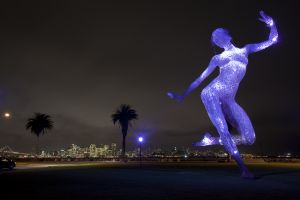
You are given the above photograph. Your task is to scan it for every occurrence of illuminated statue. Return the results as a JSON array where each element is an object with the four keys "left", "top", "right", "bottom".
[{"left": 168, "top": 11, "right": 278, "bottom": 178}]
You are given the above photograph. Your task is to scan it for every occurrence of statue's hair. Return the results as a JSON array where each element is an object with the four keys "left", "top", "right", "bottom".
[
  {"left": 211, "top": 28, "right": 230, "bottom": 44},
  {"left": 211, "top": 28, "right": 231, "bottom": 54}
]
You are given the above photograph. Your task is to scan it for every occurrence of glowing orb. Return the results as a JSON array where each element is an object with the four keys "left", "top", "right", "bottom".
[
  {"left": 4, "top": 112, "right": 11, "bottom": 118},
  {"left": 138, "top": 137, "right": 144, "bottom": 143}
]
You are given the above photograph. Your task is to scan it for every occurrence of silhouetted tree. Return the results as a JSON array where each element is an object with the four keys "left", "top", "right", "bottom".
[
  {"left": 111, "top": 104, "right": 138, "bottom": 158},
  {"left": 26, "top": 113, "right": 53, "bottom": 155}
]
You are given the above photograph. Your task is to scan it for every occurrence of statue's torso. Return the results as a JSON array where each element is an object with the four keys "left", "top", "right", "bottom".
[
  {"left": 204, "top": 47, "right": 249, "bottom": 98},
  {"left": 218, "top": 47, "right": 248, "bottom": 85}
]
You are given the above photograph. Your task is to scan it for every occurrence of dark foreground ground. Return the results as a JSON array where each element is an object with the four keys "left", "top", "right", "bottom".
[{"left": 1, "top": 161, "right": 300, "bottom": 200}]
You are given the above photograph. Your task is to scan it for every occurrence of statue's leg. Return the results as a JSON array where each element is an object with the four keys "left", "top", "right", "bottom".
[
  {"left": 194, "top": 95, "right": 242, "bottom": 146},
  {"left": 200, "top": 90, "right": 254, "bottom": 178},
  {"left": 200, "top": 90, "right": 237, "bottom": 154},
  {"left": 195, "top": 99, "right": 249, "bottom": 146},
  {"left": 222, "top": 101, "right": 256, "bottom": 145}
]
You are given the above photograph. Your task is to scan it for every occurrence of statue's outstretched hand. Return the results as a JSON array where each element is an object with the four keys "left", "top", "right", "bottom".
[
  {"left": 259, "top": 11, "right": 274, "bottom": 27},
  {"left": 167, "top": 92, "right": 184, "bottom": 102}
]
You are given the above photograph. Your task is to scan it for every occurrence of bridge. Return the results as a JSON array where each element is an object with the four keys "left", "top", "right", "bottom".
[{"left": 0, "top": 146, "right": 31, "bottom": 157}]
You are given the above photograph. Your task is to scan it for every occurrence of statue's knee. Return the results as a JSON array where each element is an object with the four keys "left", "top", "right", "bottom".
[
  {"left": 248, "top": 136, "right": 255, "bottom": 145},
  {"left": 246, "top": 133, "right": 256, "bottom": 145}
]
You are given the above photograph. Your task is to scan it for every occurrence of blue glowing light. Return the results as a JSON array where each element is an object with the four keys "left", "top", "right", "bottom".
[
  {"left": 202, "top": 135, "right": 212, "bottom": 145},
  {"left": 168, "top": 11, "right": 278, "bottom": 178},
  {"left": 138, "top": 137, "right": 144, "bottom": 143}
]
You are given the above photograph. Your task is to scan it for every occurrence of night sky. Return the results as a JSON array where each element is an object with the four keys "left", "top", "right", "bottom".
[{"left": 0, "top": 1, "right": 299, "bottom": 154}]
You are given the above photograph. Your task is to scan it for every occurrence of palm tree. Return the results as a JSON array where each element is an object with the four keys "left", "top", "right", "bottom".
[
  {"left": 26, "top": 113, "right": 53, "bottom": 155},
  {"left": 111, "top": 104, "right": 138, "bottom": 158}
]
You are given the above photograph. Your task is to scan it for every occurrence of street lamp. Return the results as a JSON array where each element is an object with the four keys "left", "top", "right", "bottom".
[
  {"left": 138, "top": 137, "right": 143, "bottom": 143},
  {"left": 138, "top": 136, "right": 143, "bottom": 166},
  {"left": 4, "top": 112, "right": 11, "bottom": 119}
]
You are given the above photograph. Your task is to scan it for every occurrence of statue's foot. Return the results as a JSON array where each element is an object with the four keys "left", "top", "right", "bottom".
[
  {"left": 241, "top": 170, "right": 255, "bottom": 179},
  {"left": 194, "top": 133, "right": 215, "bottom": 146}
]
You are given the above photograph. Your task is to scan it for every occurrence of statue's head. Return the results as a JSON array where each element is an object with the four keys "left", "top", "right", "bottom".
[{"left": 211, "top": 28, "right": 232, "bottom": 48}]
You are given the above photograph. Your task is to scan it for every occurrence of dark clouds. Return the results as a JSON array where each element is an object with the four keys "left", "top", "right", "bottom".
[{"left": 0, "top": 1, "right": 299, "bottom": 154}]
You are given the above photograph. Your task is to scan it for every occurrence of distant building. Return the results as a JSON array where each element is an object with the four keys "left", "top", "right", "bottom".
[
  {"left": 111, "top": 143, "right": 117, "bottom": 157},
  {"left": 89, "top": 144, "right": 97, "bottom": 157},
  {"left": 68, "top": 144, "right": 81, "bottom": 158}
]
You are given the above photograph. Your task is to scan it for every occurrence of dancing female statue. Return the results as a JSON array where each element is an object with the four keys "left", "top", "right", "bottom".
[{"left": 167, "top": 11, "right": 278, "bottom": 178}]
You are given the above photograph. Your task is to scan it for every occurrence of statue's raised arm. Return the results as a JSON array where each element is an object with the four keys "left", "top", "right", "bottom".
[{"left": 244, "top": 11, "right": 278, "bottom": 54}]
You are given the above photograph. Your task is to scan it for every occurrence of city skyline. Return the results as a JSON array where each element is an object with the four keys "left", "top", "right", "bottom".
[{"left": 2, "top": 142, "right": 296, "bottom": 161}]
